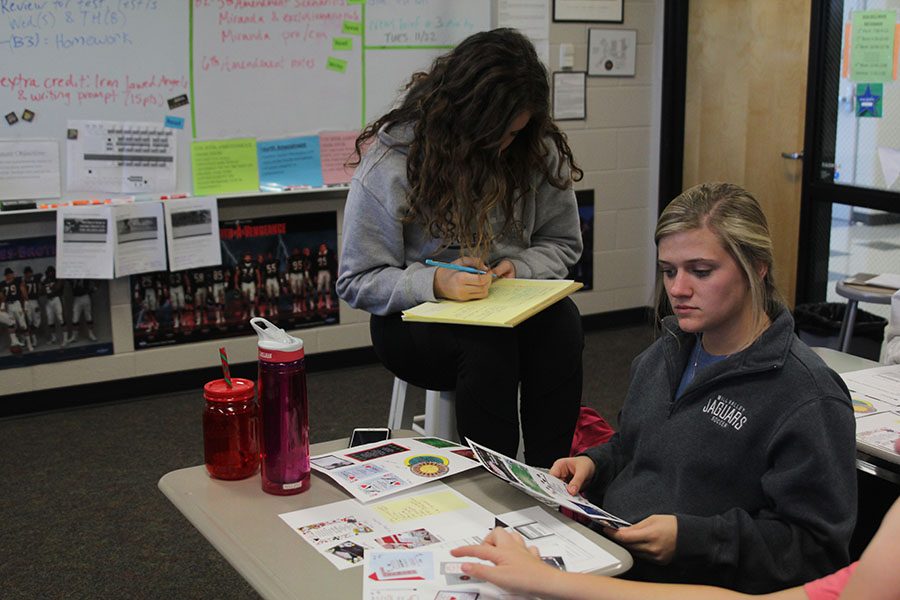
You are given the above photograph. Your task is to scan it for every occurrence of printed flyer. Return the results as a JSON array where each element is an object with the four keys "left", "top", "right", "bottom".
[
  {"left": 279, "top": 483, "right": 494, "bottom": 571},
  {"left": 362, "top": 506, "right": 622, "bottom": 598},
  {"left": 309, "top": 437, "right": 480, "bottom": 502},
  {"left": 466, "top": 438, "right": 630, "bottom": 529}
]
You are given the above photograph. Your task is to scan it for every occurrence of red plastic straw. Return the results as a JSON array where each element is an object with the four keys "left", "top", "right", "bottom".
[{"left": 219, "top": 346, "right": 232, "bottom": 388}]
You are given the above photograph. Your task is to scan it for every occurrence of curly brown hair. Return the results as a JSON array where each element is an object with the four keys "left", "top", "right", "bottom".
[{"left": 350, "top": 28, "right": 583, "bottom": 261}]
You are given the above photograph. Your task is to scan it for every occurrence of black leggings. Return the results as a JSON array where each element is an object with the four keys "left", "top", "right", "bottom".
[{"left": 370, "top": 297, "right": 583, "bottom": 467}]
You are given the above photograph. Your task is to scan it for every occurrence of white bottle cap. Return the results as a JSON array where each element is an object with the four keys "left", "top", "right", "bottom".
[{"left": 250, "top": 317, "right": 304, "bottom": 362}]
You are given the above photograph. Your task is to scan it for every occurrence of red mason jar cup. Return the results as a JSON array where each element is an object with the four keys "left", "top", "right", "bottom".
[{"left": 203, "top": 378, "right": 259, "bottom": 480}]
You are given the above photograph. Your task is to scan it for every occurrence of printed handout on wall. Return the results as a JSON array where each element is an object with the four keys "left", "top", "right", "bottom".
[
  {"left": 0, "top": 236, "right": 112, "bottom": 370},
  {"left": 163, "top": 196, "right": 221, "bottom": 272},
  {"left": 114, "top": 201, "right": 167, "bottom": 277},
  {"left": 66, "top": 120, "right": 177, "bottom": 194},
  {"left": 131, "top": 212, "right": 339, "bottom": 349},
  {"left": 55, "top": 205, "right": 115, "bottom": 280}
]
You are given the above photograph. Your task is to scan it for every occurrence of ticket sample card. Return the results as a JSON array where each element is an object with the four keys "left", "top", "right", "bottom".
[{"left": 310, "top": 437, "right": 480, "bottom": 502}]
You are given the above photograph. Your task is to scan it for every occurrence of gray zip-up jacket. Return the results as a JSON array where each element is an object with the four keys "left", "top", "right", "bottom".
[
  {"left": 584, "top": 309, "right": 857, "bottom": 593},
  {"left": 336, "top": 124, "right": 582, "bottom": 315}
]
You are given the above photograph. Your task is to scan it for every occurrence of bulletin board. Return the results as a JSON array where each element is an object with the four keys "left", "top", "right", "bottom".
[
  {"left": 833, "top": 6, "right": 900, "bottom": 191},
  {"left": 0, "top": 1, "right": 491, "bottom": 196}
]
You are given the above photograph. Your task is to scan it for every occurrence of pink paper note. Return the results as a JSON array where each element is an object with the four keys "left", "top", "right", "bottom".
[{"left": 319, "top": 130, "right": 360, "bottom": 186}]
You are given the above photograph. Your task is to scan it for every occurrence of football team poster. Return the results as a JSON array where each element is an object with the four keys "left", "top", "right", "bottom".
[
  {"left": 0, "top": 235, "right": 113, "bottom": 369},
  {"left": 131, "top": 212, "right": 339, "bottom": 349}
]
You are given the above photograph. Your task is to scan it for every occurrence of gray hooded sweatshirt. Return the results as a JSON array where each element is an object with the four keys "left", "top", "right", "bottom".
[
  {"left": 336, "top": 124, "right": 583, "bottom": 315},
  {"left": 584, "top": 309, "right": 857, "bottom": 593}
]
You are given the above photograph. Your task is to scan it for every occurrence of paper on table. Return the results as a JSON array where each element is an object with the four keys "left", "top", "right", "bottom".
[
  {"left": 363, "top": 506, "right": 621, "bottom": 598},
  {"left": 402, "top": 278, "right": 583, "bottom": 328},
  {"left": 279, "top": 482, "right": 494, "bottom": 571},
  {"left": 163, "top": 196, "right": 222, "bottom": 272},
  {"left": 55, "top": 205, "right": 115, "bottom": 279},
  {"left": 855, "top": 411, "right": 900, "bottom": 456},
  {"left": 841, "top": 364, "right": 900, "bottom": 410},
  {"left": 0, "top": 140, "right": 61, "bottom": 201},
  {"left": 866, "top": 273, "right": 900, "bottom": 290},
  {"left": 113, "top": 201, "right": 167, "bottom": 277},
  {"left": 309, "top": 437, "right": 480, "bottom": 503},
  {"left": 66, "top": 120, "right": 176, "bottom": 194}
]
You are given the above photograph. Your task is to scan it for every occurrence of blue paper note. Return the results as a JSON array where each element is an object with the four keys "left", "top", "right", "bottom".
[
  {"left": 164, "top": 115, "right": 185, "bottom": 129},
  {"left": 257, "top": 135, "right": 324, "bottom": 190}
]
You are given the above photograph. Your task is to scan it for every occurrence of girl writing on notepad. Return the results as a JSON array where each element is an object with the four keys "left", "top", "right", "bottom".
[
  {"left": 459, "top": 184, "right": 858, "bottom": 594},
  {"left": 336, "top": 28, "right": 584, "bottom": 466}
]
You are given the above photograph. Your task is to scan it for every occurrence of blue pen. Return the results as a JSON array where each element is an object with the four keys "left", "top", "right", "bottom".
[{"left": 425, "top": 259, "right": 498, "bottom": 277}]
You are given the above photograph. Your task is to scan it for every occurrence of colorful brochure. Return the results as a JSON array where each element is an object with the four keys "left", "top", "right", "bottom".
[
  {"left": 310, "top": 437, "right": 480, "bottom": 502},
  {"left": 465, "top": 438, "right": 631, "bottom": 529}
]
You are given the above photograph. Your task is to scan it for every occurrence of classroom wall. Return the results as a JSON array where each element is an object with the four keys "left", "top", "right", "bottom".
[
  {"left": 0, "top": 0, "right": 664, "bottom": 395},
  {"left": 558, "top": 0, "right": 663, "bottom": 317}
]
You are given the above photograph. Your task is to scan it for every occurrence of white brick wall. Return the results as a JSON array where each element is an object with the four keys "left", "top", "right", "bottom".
[{"left": 553, "top": 0, "right": 662, "bottom": 314}]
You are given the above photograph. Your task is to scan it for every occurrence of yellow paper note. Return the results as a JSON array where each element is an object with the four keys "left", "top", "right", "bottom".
[
  {"left": 191, "top": 138, "right": 259, "bottom": 196},
  {"left": 373, "top": 490, "right": 469, "bottom": 523},
  {"left": 403, "top": 278, "right": 583, "bottom": 327}
]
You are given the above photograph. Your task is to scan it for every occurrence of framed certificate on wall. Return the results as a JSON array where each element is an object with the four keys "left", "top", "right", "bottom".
[
  {"left": 553, "top": 0, "right": 624, "bottom": 23},
  {"left": 588, "top": 28, "right": 637, "bottom": 77}
]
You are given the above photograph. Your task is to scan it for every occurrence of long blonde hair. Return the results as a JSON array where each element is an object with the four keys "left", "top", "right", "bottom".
[{"left": 654, "top": 182, "right": 784, "bottom": 327}]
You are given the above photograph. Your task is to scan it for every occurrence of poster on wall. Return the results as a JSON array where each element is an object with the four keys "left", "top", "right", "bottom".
[
  {"left": 131, "top": 213, "right": 339, "bottom": 349},
  {"left": 0, "top": 236, "right": 113, "bottom": 370},
  {"left": 568, "top": 190, "right": 594, "bottom": 291}
]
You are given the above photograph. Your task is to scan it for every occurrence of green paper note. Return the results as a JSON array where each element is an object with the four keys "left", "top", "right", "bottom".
[
  {"left": 326, "top": 57, "right": 348, "bottom": 73},
  {"left": 191, "top": 138, "right": 260, "bottom": 196},
  {"left": 851, "top": 10, "right": 896, "bottom": 82},
  {"left": 342, "top": 20, "right": 362, "bottom": 36},
  {"left": 347, "top": 0, "right": 365, "bottom": 4},
  {"left": 333, "top": 37, "right": 352, "bottom": 51}
]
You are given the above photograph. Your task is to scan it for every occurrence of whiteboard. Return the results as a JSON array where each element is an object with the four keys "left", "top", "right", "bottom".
[
  {"left": 0, "top": 3, "right": 191, "bottom": 197},
  {"left": 0, "top": 1, "right": 491, "bottom": 197},
  {"left": 193, "top": 0, "right": 491, "bottom": 136}
]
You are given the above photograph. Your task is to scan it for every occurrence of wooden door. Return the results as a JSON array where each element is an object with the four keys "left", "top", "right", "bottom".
[{"left": 682, "top": 0, "right": 811, "bottom": 306}]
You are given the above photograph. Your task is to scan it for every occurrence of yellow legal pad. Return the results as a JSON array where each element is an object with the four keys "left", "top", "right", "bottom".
[{"left": 401, "top": 278, "right": 583, "bottom": 328}]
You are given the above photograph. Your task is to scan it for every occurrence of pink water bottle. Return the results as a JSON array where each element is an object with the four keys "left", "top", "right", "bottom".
[{"left": 250, "top": 317, "right": 310, "bottom": 495}]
